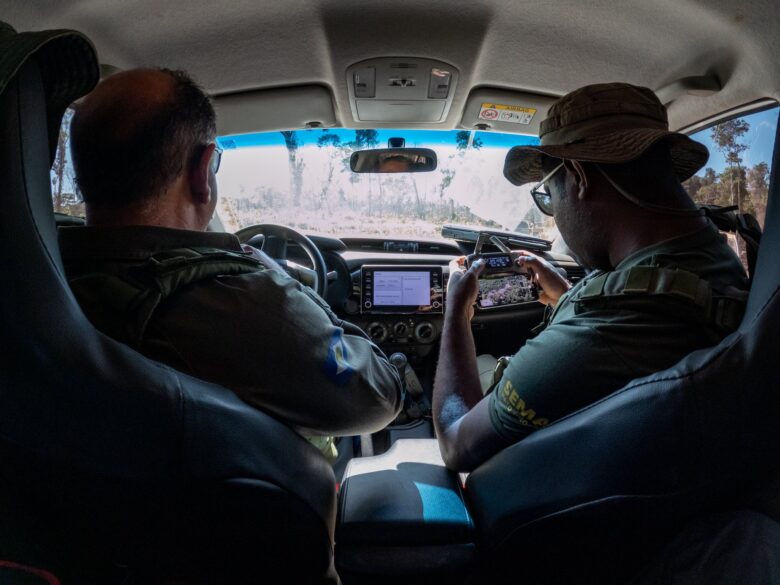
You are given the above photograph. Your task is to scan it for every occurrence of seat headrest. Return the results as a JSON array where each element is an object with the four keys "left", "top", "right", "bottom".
[{"left": 0, "top": 21, "right": 99, "bottom": 162}]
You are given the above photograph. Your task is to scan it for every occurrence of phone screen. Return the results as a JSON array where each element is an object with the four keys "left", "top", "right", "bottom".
[{"left": 477, "top": 274, "right": 537, "bottom": 308}]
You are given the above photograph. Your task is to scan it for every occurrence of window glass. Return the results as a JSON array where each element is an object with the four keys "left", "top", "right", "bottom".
[
  {"left": 50, "top": 108, "right": 84, "bottom": 217},
  {"left": 684, "top": 104, "right": 778, "bottom": 269},
  {"left": 216, "top": 129, "right": 555, "bottom": 241},
  {"left": 684, "top": 105, "right": 778, "bottom": 229}
]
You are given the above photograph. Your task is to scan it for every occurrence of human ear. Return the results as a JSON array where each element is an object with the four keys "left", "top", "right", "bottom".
[
  {"left": 189, "top": 143, "right": 215, "bottom": 205},
  {"left": 566, "top": 159, "right": 589, "bottom": 199}
]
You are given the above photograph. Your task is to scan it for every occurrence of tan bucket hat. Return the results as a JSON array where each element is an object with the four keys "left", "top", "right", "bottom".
[{"left": 504, "top": 82, "right": 709, "bottom": 186}]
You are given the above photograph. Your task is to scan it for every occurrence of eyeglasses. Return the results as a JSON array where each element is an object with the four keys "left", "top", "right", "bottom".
[
  {"left": 529, "top": 161, "right": 564, "bottom": 216},
  {"left": 210, "top": 144, "right": 223, "bottom": 174}
]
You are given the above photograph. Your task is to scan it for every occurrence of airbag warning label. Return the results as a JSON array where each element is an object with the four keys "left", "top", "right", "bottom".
[{"left": 478, "top": 103, "right": 536, "bottom": 124}]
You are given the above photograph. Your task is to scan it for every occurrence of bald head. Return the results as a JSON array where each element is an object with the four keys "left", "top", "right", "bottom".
[
  {"left": 79, "top": 69, "right": 176, "bottom": 141},
  {"left": 71, "top": 68, "right": 216, "bottom": 212}
]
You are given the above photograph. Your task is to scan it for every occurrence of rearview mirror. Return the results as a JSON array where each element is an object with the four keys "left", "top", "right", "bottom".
[{"left": 350, "top": 148, "right": 437, "bottom": 173}]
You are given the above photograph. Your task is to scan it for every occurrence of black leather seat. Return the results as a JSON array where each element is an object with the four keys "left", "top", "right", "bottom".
[
  {"left": 0, "top": 27, "right": 337, "bottom": 585},
  {"left": 466, "top": 122, "right": 780, "bottom": 583}
]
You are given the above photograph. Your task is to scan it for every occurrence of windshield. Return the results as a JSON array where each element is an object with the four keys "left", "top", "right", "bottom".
[{"left": 216, "top": 130, "right": 556, "bottom": 240}]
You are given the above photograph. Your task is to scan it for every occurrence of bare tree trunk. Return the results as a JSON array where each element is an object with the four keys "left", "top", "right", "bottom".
[
  {"left": 377, "top": 176, "right": 384, "bottom": 216},
  {"left": 411, "top": 175, "right": 423, "bottom": 219}
]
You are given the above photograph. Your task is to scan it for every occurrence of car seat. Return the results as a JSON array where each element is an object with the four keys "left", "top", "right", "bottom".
[
  {"left": 0, "top": 24, "right": 338, "bottom": 585},
  {"left": 466, "top": 120, "right": 780, "bottom": 583}
]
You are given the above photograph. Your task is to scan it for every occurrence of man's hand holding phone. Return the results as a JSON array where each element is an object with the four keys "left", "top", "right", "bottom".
[
  {"left": 515, "top": 251, "right": 571, "bottom": 307},
  {"left": 447, "top": 257, "right": 485, "bottom": 321}
]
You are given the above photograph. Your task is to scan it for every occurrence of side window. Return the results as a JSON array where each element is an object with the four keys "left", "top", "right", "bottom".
[
  {"left": 684, "top": 104, "right": 778, "bottom": 269},
  {"left": 50, "top": 107, "right": 84, "bottom": 217}
]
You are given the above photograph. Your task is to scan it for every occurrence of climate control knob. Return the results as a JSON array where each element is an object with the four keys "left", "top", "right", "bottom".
[
  {"left": 414, "top": 321, "right": 435, "bottom": 342},
  {"left": 367, "top": 322, "right": 388, "bottom": 343},
  {"left": 393, "top": 322, "right": 409, "bottom": 338}
]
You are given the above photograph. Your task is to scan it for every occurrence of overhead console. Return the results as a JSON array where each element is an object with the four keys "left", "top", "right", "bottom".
[{"left": 346, "top": 57, "right": 459, "bottom": 124}]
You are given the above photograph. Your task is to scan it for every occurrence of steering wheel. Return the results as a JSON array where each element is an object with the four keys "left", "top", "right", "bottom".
[{"left": 235, "top": 224, "right": 328, "bottom": 298}]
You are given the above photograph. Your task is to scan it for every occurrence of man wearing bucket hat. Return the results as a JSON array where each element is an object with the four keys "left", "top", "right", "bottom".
[{"left": 433, "top": 82, "right": 749, "bottom": 472}]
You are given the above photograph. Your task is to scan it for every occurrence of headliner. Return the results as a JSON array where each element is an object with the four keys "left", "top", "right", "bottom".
[{"left": 3, "top": 0, "right": 778, "bottom": 133}]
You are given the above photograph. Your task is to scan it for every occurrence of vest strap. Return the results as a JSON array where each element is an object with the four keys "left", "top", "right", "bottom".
[{"left": 575, "top": 265, "right": 747, "bottom": 333}]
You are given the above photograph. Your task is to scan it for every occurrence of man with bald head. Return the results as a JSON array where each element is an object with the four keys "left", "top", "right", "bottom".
[
  {"left": 61, "top": 69, "right": 402, "bottom": 458},
  {"left": 71, "top": 69, "right": 220, "bottom": 231}
]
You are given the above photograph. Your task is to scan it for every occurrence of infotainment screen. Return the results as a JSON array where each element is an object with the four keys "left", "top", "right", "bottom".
[
  {"left": 361, "top": 265, "right": 443, "bottom": 314},
  {"left": 374, "top": 271, "right": 430, "bottom": 306},
  {"left": 477, "top": 274, "right": 537, "bottom": 308}
]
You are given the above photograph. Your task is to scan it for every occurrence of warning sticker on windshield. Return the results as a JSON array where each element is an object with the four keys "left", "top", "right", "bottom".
[{"left": 478, "top": 103, "right": 536, "bottom": 125}]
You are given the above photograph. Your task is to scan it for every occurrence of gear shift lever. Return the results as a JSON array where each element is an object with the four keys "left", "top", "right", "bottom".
[
  {"left": 389, "top": 352, "right": 408, "bottom": 384},
  {"left": 389, "top": 352, "right": 424, "bottom": 399}
]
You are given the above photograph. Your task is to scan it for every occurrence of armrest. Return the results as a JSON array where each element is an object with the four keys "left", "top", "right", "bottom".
[
  {"left": 338, "top": 439, "right": 473, "bottom": 546},
  {"left": 336, "top": 439, "right": 475, "bottom": 578}
]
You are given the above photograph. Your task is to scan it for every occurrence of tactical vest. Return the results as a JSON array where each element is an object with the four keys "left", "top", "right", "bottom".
[
  {"left": 67, "top": 247, "right": 265, "bottom": 349},
  {"left": 569, "top": 265, "right": 748, "bottom": 335}
]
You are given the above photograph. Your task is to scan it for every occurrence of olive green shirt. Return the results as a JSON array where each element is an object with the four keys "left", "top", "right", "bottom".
[
  {"left": 59, "top": 225, "right": 403, "bottom": 438},
  {"left": 489, "top": 222, "right": 748, "bottom": 441}
]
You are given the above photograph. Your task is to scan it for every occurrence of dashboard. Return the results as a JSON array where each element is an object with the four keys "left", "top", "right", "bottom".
[
  {"left": 53, "top": 214, "right": 585, "bottom": 360},
  {"left": 297, "top": 226, "right": 587, "bottom": 363}
]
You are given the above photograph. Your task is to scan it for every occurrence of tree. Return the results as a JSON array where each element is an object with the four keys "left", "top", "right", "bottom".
[
  {"left": 437, "top": 131, "right": 483, "bottom": 211},
  {"left": 280, "top": 130, "right": 305, "bottom": 206},
  {"left": 747, "top": 161, "right": 770, "bottom": 227},
  {"left": 711, "top": 118, "right": 750, "bottom": 257},
  {"left": 350, "top": 130, "right": 380, "bottom": 215},
  {"left": 455, "top": 130, "right": 483, "bottom": 151},
  {"left": 711, "top": 119, "right": 749, "bottom": 211},
  {"left": 316, "top": 131, "right": 343, "bottom": 213},
  {"left": 352, "top": 129, "right": 379, "bottom": 149},
  {"left": 438, "top": 168, "right": 455, "bottom": 202},
  {"left": 711, "top": 119, "right": 749, "bottom": 167}
]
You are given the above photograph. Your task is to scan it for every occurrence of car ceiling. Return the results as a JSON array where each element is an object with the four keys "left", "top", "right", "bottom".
[{"left": 3, "top": 0, "right": 779, "bottom": 134}]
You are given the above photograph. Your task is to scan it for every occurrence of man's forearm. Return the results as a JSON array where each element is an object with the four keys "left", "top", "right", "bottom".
[{"left": 433, "top": 313, "right": 484, "bottom": 434}]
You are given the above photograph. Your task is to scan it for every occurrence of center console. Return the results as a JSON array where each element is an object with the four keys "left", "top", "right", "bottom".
[
  {"left": 355, "top": 265, "right": 445, "bottom": 354},
  {"left": 336, "top": 439, "right": 476, "bottom": 583}
]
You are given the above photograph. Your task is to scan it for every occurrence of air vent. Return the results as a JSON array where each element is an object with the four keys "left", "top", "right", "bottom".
[
  {"left": 341, "top": 237, "right": 461, "bottom": 255},
  {"left": 565, "top": 266, "right": 588, "bottom": 283}
]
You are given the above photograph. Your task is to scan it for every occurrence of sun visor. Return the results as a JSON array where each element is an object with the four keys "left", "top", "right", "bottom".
[
  {"left": 459, "top": 88, "right": 558, "bottom": 135},
  {"left": 214, "top": 85, "right": 338, "bottom": 135}
]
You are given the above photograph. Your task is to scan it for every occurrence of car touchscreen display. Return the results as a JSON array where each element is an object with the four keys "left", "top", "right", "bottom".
[
  {"left": 477, "top": 274, "right": 537, "bottom": 308},
  {"left": 373, "top": 271, "right": 430, "bottom": 306},
  {"left": 361, "top": 265, "right": 443, "bottom": 314}
]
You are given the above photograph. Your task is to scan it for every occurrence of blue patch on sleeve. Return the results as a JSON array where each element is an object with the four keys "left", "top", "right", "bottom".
[{"left": 324, "top": 329, "right": 355, "bottom": 386}]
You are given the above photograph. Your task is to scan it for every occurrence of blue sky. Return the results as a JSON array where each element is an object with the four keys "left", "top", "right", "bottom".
[
  {"left": 689, "top": 106, "right": 778, "bottom": 173},
  {"left": 218, "top": 129, "right": 540, "bottom": 150}
]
